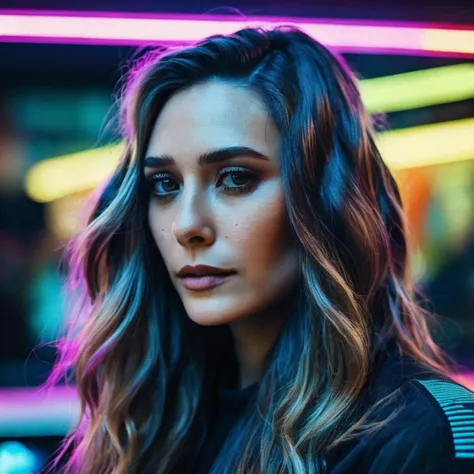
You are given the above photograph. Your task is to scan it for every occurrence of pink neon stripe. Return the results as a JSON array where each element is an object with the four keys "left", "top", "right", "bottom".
[
  {"left": 0, "top": 373, "right": 473, "bottom": 436},
  {"left": 0, "top": 386, "right": 79, "bottom": 436},
  {"left": 5, "top": 9, "right": 474, "bottom": 30},
  {"left": 0, "top": 386, "right": 78, "bottom": 413},
  {"left": 0, "top": 10, "right": 473, "bottom": 57}
]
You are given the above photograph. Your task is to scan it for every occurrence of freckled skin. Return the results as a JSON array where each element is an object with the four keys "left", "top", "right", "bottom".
[{"left": 145, "top": 81, "right": 299, "bottom": 326}]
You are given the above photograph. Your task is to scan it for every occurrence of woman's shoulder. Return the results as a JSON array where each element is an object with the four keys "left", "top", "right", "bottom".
[
  {"left": 365, "top": 376, "right": 474, "bottom": 473},
  {"left": 327, "top": 366, "right": 474, "bottom": 473}
]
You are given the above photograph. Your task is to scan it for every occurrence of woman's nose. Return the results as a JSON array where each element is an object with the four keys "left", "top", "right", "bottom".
[{"left": 171, "top": 191, "right": 215, "bottom": 248}]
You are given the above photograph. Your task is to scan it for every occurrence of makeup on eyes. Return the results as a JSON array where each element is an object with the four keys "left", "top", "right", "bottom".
[{"left": 145, "top": 166, "right": 261, "bottom": 198}]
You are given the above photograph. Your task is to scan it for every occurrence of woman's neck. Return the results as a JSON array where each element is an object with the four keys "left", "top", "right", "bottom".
[{"left": 228, "top": 303, "right": 290, "bottom": 390}]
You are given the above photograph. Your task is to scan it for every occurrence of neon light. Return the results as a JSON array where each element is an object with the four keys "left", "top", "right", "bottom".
[
  {"left": 0, "top": 442, "right": 41, "bottom": 472},
  {"left": 0, "top": 372, "right": 473, "bottom": 436},
  {"left": 0, "top": 386, "right": 79, "bottom": 437},
  {"left": 376, "top": 118, "right": 474, "bottom": 169},
  {"left": 25, "top": 144, "right": 122, "bottom": 203},
  {"left": 25, "top": 118, "right": 474, "bottom": 203},
  {"left": 421, "top": 28, "right": 474, "bottom": 55},
  {"left": 0, "top": 10, "right": 473, "bottom": 57},
  {"left": 361, "top": 64, "right": 474, "bottom": 113}
]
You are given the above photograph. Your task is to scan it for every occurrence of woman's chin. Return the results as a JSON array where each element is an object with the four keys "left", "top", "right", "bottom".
[
  {"left": 186, "top": 310, "right": 241, "bottom": 326},
  {"left": 183, "top": 299, "right": 249, "bottom": 326}
]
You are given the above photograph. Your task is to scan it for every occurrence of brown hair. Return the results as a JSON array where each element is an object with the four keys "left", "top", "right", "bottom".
[{"left": 49, "top": 26, "right": 453, "bottom": 473}]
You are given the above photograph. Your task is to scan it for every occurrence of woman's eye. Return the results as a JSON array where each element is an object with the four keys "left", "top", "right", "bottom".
[
  {"left": 147, "top": 168, "right": 259, "bottom": 199},
  {"left": 150, "top": 175, "right": 179, "bottom": 196},
  {"left": 222, "top": 172, "right": 250, "bottom": 187},
  {"left": 217, "top": 169, "right": 259, "bottom": 194}
]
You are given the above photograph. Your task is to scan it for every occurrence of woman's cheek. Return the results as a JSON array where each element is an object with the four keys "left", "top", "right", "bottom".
[{"left": 225, "top": 196, "right": 289, "bottom": 264}]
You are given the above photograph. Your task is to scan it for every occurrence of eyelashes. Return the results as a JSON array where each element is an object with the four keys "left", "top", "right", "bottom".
[
  {"left": 216, "top": 167, "right": 260, "bottom": 194},
  {"left": 145, "top": 167, "right": 260, "bottom": 200},
  {"left": 148, "top": 173, "right": 179, "bottom": 196}
]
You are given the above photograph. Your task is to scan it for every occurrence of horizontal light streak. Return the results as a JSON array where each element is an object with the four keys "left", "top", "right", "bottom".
[{"left": 0, "top": 10, "right": 473, "bottom": 56}]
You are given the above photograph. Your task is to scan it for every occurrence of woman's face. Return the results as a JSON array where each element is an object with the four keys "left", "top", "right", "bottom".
[{"left": 144, "top": 81, "right": 299, "bottom": 325}]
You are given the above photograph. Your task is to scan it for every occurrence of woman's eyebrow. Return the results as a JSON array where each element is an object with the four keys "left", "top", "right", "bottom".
[{"left": 143, "top": 146, "right": 269, "bottom": 169}]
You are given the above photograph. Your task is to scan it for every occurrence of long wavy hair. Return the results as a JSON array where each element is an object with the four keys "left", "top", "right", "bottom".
[{"left": 48, "top": 26, "right": 454, "bottom": 474}]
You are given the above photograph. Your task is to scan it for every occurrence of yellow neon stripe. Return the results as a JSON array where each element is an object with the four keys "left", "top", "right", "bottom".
[
  {"left": 25, "top": 144, "right": 124, "bottom": 203},
  {"left": 377, "top": 118, "right": 474, "bottom": 169},
  {"left": 360, "top": 64, "right": 474, "bottom": 113},
  {"left": 25, "top": 119, "right": 474, "bottom": 203},
  {"left": 24, "top": 64, "right": 474, "bottom": 203},
  {"left": 420, "top": 29, "right": 474, "bottom": 55}
]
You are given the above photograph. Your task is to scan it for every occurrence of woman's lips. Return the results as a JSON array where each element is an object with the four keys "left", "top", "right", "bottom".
[{"left": 179, "top": 273, "right": 236, "bottom": 291}]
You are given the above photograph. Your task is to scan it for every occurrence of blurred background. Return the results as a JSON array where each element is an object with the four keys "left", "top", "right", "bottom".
[{"left": 0, "top": 1, "right": 473, "bottom": 472}]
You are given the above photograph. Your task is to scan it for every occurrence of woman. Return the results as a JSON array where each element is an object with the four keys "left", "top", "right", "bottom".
[{"left": 49, "top": 26, "right": 474, "bottom": 473}]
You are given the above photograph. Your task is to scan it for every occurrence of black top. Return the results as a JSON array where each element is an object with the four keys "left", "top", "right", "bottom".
[{"left": 195, "top": 347, "right": 474, "bottom": 473}]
